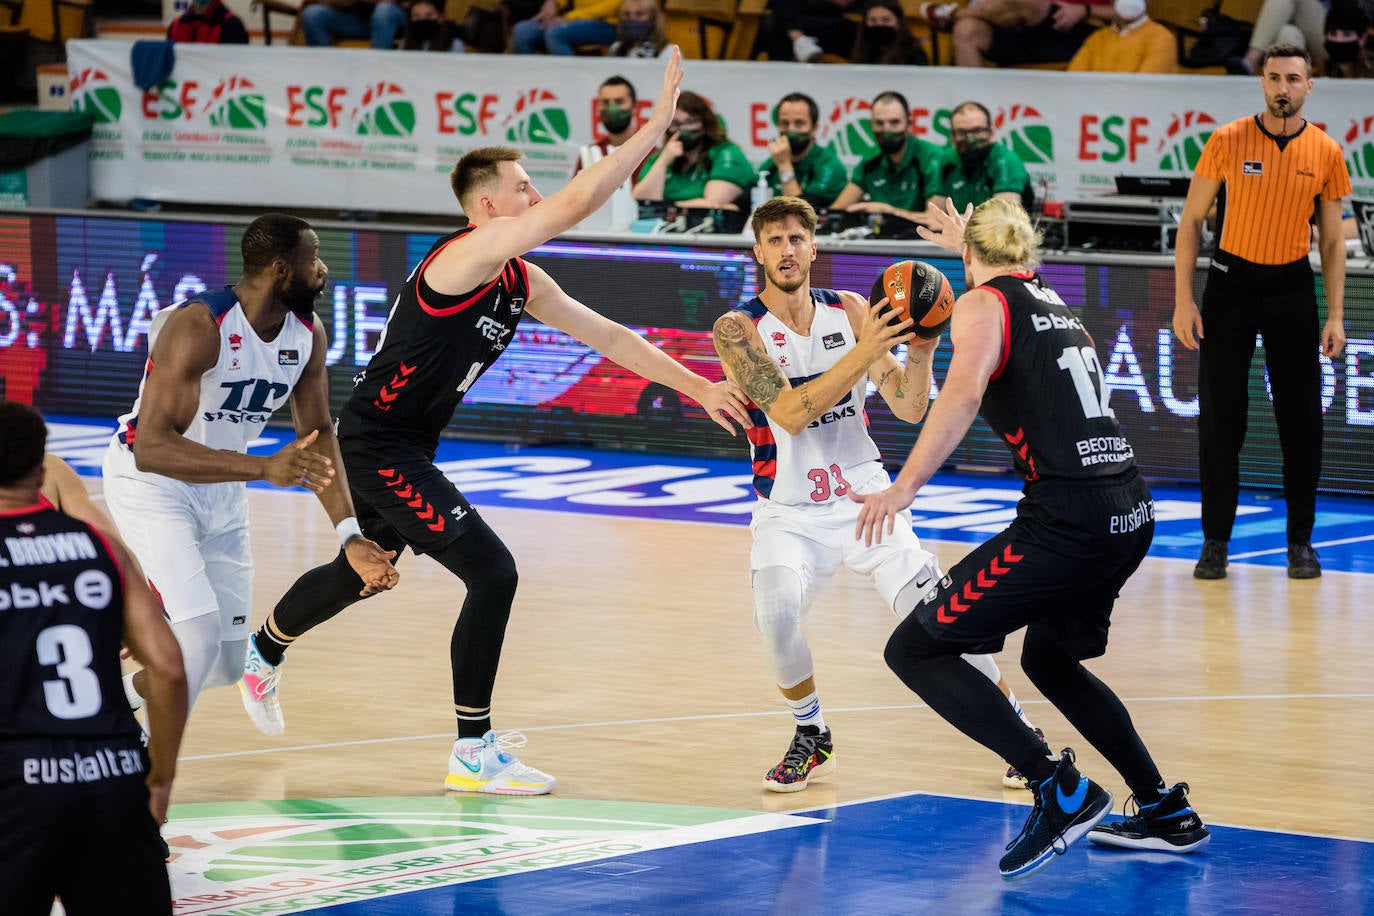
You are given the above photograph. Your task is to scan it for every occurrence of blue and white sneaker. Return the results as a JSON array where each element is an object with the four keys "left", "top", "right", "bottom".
[
  {"left": 1089, "top": 782, "right": 1211, "bottom": 852},
  {"left": 238, "top": 635, "right": 285, "bottom": 736},
  {"left": 999, "top": 748, "right": 1113, "bottom": 879},
  {"left": 446, "top": 730, "right": 555, "bottom": 796}
]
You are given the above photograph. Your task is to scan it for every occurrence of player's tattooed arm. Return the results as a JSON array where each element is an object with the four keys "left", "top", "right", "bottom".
[{"left": 713, "top": 313, "right": 787, "bottom": 411}]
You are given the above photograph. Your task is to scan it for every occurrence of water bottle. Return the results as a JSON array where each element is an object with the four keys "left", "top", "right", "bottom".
[{"left": 750, "top": 173, "right": 770, "bottom": 214}]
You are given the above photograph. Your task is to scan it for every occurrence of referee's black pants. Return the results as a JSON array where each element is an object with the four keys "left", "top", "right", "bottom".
[{"left": 1198, "top": 252, "right": 1322, "bottom": 543}]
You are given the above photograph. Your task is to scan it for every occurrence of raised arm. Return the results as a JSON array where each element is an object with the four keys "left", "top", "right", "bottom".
[
  {"left": 712, "top": 295, "right": 913, "bottom": 436},
  {"left": 523, "top": 262, "right": 750, "bottom": 435}
]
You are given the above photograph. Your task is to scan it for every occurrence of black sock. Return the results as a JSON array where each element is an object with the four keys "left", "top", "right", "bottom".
[
  {"left": 252, "top": 617, "right": 293, "bottom": 667},
  {"left": 457, "top": 711, "right": 491, "bottom": 740},
  {"left": 1017, "top": 750, "right": 1058, "bottom": 785}
]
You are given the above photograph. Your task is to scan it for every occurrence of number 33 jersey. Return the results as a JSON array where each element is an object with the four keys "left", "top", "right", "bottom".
[
  {"left": 977, "top": 272, "right": 1135, "bottom": 481},
  {"left": 740, "top": 289, "right": 882, "bottom": 506}
]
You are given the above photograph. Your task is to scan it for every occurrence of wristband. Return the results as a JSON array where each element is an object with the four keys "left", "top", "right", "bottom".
[
  {"left": 779, "top": 171, "right": 796, "bottom": 184},
  {"left": 336, "top": 516, "right": 362, "bottom": 546}
]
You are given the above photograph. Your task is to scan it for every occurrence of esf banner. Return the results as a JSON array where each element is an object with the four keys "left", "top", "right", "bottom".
[{"left": 65, "top": 41, "right": 1374, "bottom": 214}]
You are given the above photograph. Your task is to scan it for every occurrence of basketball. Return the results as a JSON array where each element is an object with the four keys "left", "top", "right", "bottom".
[{"left": 869, "top": 259, "right": 955, "bottom": 339}]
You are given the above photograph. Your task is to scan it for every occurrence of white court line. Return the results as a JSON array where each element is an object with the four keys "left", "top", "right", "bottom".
[
  {"left": 1231, "top": 532, "right": 1374, "bottom": 560},
  {"left": 181, "top": 692, "right": 1374, "bottom": 762}
]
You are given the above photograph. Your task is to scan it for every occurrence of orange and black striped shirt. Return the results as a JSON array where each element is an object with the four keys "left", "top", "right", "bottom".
[{"left": 1195, "top": 115, "right": 1352, "bottom": 265}]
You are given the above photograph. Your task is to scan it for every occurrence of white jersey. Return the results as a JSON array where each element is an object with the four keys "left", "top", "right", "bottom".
[
  {"left": 113, "top": 286, "right": 314, "bottom": 455},
  {"left": 741, "top": 288, "right": 882, "bottom": 506}
]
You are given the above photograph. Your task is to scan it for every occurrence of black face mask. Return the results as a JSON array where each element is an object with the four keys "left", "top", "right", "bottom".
[
  {"left": 864, "top": 25, "right": 898, "bottom": 47},
  {"left": 957, "top": 137, "right": 992, "bottom": 170},
  {"left": 876, "top": 131, "right": 906, "bottom": 155},
  {"left": 600, "top": 106, "right": 633, "bottom": 135},
  {"left": 619, "top": 18, "right": 652, "bottom": 41},
  {"left": 1324, "top": 38, "right": 1361, "bottom": 63},
  {"left": 409, "top": 19, "right": 440, "bottom": 42},
  {"left": 677, "top": 129, "right": 703, "bottom": 150},
  {"left": 785, "top": 131, "right": 811, "bottom": 156}
]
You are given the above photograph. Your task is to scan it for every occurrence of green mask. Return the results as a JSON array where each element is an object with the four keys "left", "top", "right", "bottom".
[
  {"left": 876, "top": 131, "right": 906, "bottom": 154},
  {"left": 785, "top": 131, "right": 811, "bottom": 156}
]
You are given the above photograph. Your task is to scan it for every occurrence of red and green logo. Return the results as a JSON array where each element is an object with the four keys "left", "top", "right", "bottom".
[
  {"left": 353, "top": 81, "right": 417, "bottom": 137},
  {"left": 1157, "top": 110, "right": 1217, "bottom": 171},
  {"left": 1344, "top": 115, "right": 1374, "bottom": 181},
  {"left": 822, "top": 97, "right": 877, "bottom": 164},
  {"left": 503, "top": 89, "right": 570, "bottom": 145},
  {"left": 69, "top": 68, "right": 122, "bottom": 123},
  {"left": 995, "top": 104, "right": 1054, "bottom": 164},
  {"left": 203, "top": 76, "right": 267, "bottom": 130}
]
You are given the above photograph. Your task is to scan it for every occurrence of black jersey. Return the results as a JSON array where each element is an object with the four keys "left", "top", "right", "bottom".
[
  {"left": 346, "top": 227, "right": 531, "bottom": 446},
  {"left": 0, "top": 499, "right": 140, "bottom": 741},
  {"left": 977, "top": 272, "right": 1135, "bottom": 481}
]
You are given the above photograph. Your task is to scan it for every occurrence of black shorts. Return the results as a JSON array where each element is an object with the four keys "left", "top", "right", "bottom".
[
  {"left": 911, "top": 471, "right": 1153, "bottom": 660},
  {"left": 337, "top": 408, "right": 480, "bottom": 556},
  {"left": 987, "top": 8, "right": 1093, "bottom": 65},
  {"left": 0, "top": 736, "right": 170, "bottom": 916}
]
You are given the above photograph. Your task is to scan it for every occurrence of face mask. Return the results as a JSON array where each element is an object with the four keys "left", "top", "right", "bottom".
[
  {"left": 785, "top": 131, "right": 811, "bottom": 156},
  {"left": 864, "top": 25, "right": 898, "bottom": 46},
  {"left": 676, "top": 129, "right": 703, "bottom": 150},
  {"left": 876, "top": 130, "right": 906, "bottom": 154},
  {"left": 1112, "top": 0, "right": 1145, "bottom": 20},
  {"left": 957, "top": 137, "right": 991, "bottom": 169},
  {"left": 409, "top": 19, "right": 440, "bottom": 41},
  {"left": 601, "top": 105, "right": 633, "bottom": 135},
  {"left": 1324, "top": 38, "right": 1361, "bottom": 63},
  {"left": 619, "top": 18, "right": 652, "bottom": 41}
]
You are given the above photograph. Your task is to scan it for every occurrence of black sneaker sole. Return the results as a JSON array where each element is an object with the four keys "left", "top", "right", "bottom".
[
  {"left": 1193, "top": 566, "right": 1227, "bottom": 580},
  {"left": 1088, "top": 824, "right": 1212, "bottom": 853}
]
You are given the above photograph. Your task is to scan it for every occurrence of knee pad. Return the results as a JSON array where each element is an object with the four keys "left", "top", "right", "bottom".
[
  {"left": 961, "top": 651, "right": 1002, "bottom": 686},
  {"left": 751, "top": 566, "right": 812, "bottom": 688},
  {"left": 169, "top": 611, "right": 225, "bottom": 710}
]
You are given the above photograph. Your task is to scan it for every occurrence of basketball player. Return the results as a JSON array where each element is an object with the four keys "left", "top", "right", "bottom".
[
  {"left": 102, "top": 213, "right": 399, "bottom": 734},
  {"left": 856, "top": 199, "right": 1209, "bottom": 878},
  {"left": 0, "top": 401, "right": 188, "bottom": 915},
  {"left": 713, "top": 196, "right": 1044, "bottom": 793},
  {"left": 240, "top": 49, "right": 752, "bottom": 795}
]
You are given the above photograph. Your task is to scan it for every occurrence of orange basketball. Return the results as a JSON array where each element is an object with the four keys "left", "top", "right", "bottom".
[{"left": 869, "top": 259, "right": 955, "bottom": 340}]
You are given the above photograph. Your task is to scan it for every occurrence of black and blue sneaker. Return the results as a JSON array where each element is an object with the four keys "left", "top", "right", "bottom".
[
  {"left": 999, "top": 748, "right": 1114, "bottom": 879},
  {"left": 1089, "top": 782, "right": 1211, "bottom": 853}
]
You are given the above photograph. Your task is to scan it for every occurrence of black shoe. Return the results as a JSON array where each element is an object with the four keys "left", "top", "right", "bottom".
[
  {"left": 1089, "top": 782, "right": 1211, "bottom": 853},
  {"left": 1193, "top": 539, "right": 1228, "bottom": 579},
  {"left": 999, "top": 748, "right": 1113, "bottom": 879},
  {"left": 1287, "top": 542, "right": 1321, "bottom": 579},
  {"left": 762, "top": 725, "right": 835, "bottom": 792}
]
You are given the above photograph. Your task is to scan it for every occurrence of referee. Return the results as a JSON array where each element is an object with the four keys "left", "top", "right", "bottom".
[{"left": 1173, "top": 43, "right": 1352, "bottom": 581}]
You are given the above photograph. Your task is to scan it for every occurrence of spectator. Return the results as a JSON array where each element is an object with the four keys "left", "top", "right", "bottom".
[
  {"left": 758, "top": 0, "right": 863, "bottom": 62},
  {"left": 511, "top": 0, "right": 618, "bottom": 54},
  {"left": 301, "top": 0, "right": 407, "bottom": 48},
  {"left": 609, "top": 0, "right": 669, "bottom": 55},
  {"left": 633, "top": 90, "right": 756, "bottom": 209},
  {"left": 1319, "top": 0, "right": 1373, "bottom": 76},
  {"left": 166, "top": 0, "right": 249, "bottom": 43},
  {"left": 829, "top": 91, "right": 950, "bottom": 227},
  {"left": 1225, "top": 0, "right": 1326, "bottom": 72},
  {"left": 577, "top": 75, "right": 646, "bottom": 229},
  {"left": 934, "top": 101, "right": 1033, "bottom": 213},
  {"left": 922, "top": 0, "right": 1112, "bottom": 68},
  {"left": 400, "top": 0, "right": 465, "bottom": 50},
  {"left": 850, "top": 0, "right": 929, "bottom": 64},
  {"left": 757, "top": 92, "right": 848, "bottom": 209},
  {"left": 1067, "top": 0, "right": 1176, "bottom": 71}
]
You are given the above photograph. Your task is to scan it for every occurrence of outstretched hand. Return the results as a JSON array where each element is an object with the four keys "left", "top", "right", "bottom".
[
  {"left": 650, "top": 45, "right": 684, "bottom": 131},
  {"left": 344, "top": 537, "right": 400, "bottom": 597},
  {"left": 915, "top": 199, "right": 973, "bottom": 252},
  {"left": 851, "top": 480, "right": 918, "bottom": 546},
  {"left": 698, "top": 379, "right": 753, "bottom": 435},
  {"left": 261, "top": 429, "right": 334, "bottom": 491}
]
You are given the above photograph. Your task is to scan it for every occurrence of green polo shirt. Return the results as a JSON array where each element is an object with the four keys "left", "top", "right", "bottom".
[
  {"left": 850, "top": 137, "right": 951, "bottom": 211},
  {"left": 641, "top": 139, "right": 757, "bottom": 205},
  {"left": 758, "top": 142, "right": 848, "bottom": 207},
  {"left": 936, "top": 144, "right": 1032, "bottom": 212}
]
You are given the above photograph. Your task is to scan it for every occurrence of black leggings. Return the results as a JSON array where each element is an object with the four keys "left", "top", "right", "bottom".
[{"left": 271, "top": 513, "right": 517, "bottom": 710}]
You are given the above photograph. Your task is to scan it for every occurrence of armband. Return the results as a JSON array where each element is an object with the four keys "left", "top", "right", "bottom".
[{"left": 336, "top": 516, "right": 363, "bottom": 547}]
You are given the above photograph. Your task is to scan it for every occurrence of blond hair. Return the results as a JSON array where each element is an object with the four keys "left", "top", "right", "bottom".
[
  {"left": 451, "top": 146, "right": 524, "bottom": 211},
  {"left": 963, "top": 198, "right": 1041, "bottom": 269}
]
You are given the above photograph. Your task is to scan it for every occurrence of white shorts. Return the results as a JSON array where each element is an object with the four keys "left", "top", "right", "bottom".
[
  {"left": 750, "top": 467, "right": 938, "bottom": 617},
  {"left": 102, "top": 440, "right": 253, "bottom": 640}
]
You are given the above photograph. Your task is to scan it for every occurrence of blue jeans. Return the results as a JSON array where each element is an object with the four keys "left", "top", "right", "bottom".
[
  {"left": 301, "top": 1, "right": 406, "bottom": 48},
  {"left": 511, "top": 17, "right": 615, "bottom": 54}
]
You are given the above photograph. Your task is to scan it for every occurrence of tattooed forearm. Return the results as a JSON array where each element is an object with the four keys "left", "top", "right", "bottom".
[
  {"left": 797, "top": 381, "right": 814, "bottom": 416},
  {"left": 714, "top": 316, "right": 785, "bottom": 410}
]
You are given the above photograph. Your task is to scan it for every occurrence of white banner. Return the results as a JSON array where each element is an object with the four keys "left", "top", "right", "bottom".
[{"left": 66, "top": 40, "right": 1374, "bottom": 214}]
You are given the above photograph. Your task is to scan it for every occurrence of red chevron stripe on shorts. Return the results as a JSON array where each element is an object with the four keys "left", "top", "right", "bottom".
[{"left": 936, "top": 543, "right": 1025, "bottom": 624}]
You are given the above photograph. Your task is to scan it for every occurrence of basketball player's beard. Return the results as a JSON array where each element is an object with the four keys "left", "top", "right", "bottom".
[
  {"left": 283, "top": 277, "right": 325, "bottom": 318},
  {"left": 765, "top": 264, "right": 807, "bottom": 293}
]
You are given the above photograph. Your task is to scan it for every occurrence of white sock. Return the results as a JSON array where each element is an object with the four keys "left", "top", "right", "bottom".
[
  {"left": 123, "top": 672, "right": 144, "bottom": 711},
  {"left": 787, "top": 691, "right": 825, "bottom": 731},
  {"left": 1006, "top": 688, "right": 1036, "bottom": 731}
]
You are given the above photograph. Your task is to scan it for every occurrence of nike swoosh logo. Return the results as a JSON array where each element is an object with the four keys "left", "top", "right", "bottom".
[
  {"left": 1057, "top": 776, "right": 1089, "bottom": 814},
  {"left": 454, "top": 754, "right": 482, "bottom": 774}
]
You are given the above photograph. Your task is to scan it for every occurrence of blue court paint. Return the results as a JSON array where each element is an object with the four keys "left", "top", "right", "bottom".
[{"left": 307, "top": 794, "right": 1373, "bottom": 915}]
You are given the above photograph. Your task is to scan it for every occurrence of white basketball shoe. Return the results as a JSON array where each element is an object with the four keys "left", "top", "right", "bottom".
[
  {"left": 445, "top": 730, "right": 555, "bottom": 795},
  {"left": 238, "top": 635, "right": 285, "bottom": 736}
]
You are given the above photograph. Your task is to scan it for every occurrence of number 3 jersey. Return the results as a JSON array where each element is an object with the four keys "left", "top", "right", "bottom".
[
  {"left": 978, "top": 272, "right": 1134, "bottom": 481},
  {"left": 113, "top": 286, "right": 314, "bottom": 456},
  {"left": 345, "top": 227, "right": 531, "bottom": 450},
  {"left": 740, "top": 289, "right": 882, "bottom": 506},
  {"left": 0, "top": 499, "right": 139, "bottom": 741}
]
